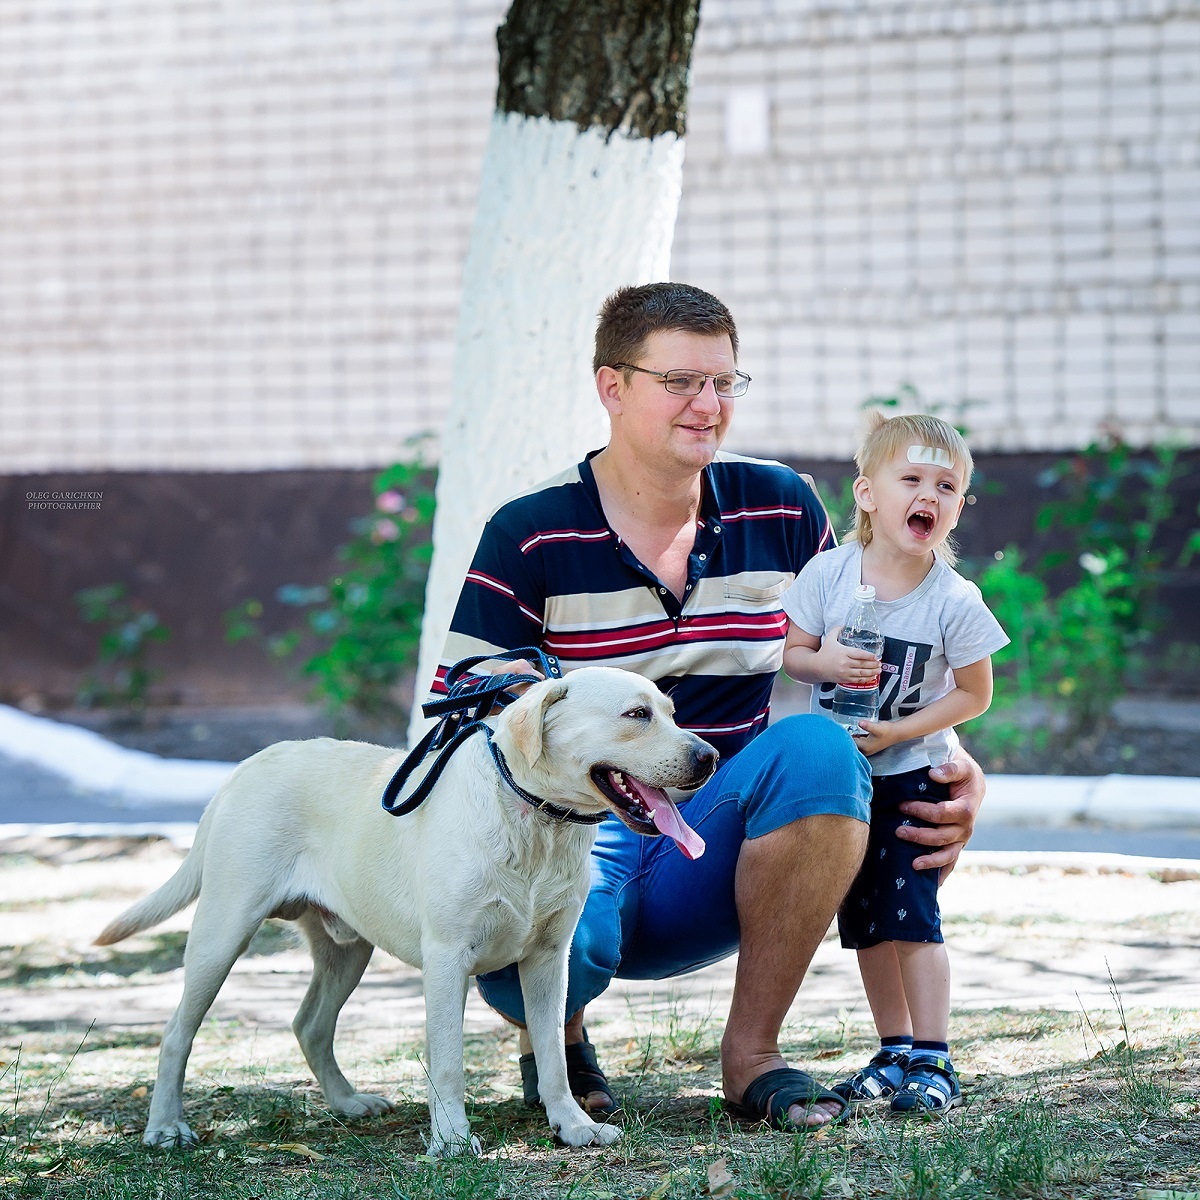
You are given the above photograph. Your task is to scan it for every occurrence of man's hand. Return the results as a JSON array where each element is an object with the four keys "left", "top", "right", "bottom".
[
  {"left": 893, "top": 750, "right": 985, "bottom": 883},
  {"left": 470, "top": 657, "right": 544, "bottom": 704}
]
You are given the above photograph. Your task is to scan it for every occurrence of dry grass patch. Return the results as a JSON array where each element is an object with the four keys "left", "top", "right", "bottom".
[
  {"left": 3, "top": 836, "right": 1199, "bottom": 1197},
  {"left": 2, "top": 1007, "right": 1198, "bottom": 1199}
]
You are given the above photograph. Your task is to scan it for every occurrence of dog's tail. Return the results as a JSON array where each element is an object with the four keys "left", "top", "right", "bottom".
[{"left": 94, "top": 789, "right": 219, "bottom": 946}]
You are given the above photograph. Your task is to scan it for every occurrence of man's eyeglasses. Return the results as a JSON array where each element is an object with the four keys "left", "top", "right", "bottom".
[{"left": 612, "top": 363, "right": 752, "bottom": 399}]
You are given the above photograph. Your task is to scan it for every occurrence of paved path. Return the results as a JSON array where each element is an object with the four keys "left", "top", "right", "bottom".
[
  {"left": 2, "top": 838, "right": 1197, "bottom": 1065},
  {"left": 4, "top": 699, "right": 1200, "bottom": 856}
]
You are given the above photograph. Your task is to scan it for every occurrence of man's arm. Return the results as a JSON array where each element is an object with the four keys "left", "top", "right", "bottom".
[
  {"left": 430, "top": 519, "right": 546, "bottom": 696},
  {"left": 893, "top": 748, "right": 985, "bottom": 883}
]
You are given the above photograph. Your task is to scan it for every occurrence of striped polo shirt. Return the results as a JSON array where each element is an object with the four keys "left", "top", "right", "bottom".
[{"left": 437, "top": 451, "right": 834, "bottom": 760}]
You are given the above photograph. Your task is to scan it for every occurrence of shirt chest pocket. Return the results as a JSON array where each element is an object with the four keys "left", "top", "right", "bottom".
[{"left": 723, "top": 579, "right": 789, "bottom": 672}]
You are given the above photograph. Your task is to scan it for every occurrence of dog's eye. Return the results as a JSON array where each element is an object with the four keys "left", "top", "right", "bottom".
[{"left": 623, "top": 706, "right": 652, "bottom": 721}]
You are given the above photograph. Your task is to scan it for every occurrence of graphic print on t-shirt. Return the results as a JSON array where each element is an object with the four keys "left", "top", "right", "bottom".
[{"left": 816, "top": 634, "right": 935, "bottom": 721}]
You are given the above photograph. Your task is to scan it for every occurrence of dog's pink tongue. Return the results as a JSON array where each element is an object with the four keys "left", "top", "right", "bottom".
[
  {"left": 651, "top": 797, "right": 706, "bottom": 860},
  {"left": 627, "top": 776, "right": 706, "bottom": 860}
]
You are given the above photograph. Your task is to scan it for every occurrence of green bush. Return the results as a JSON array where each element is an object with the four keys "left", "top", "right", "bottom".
[
  {"left": 227, "top": 448, "right": 435, "bottom": 720},
  {"left": 961, "top": 546, "right": 1133, "bottom": 761},
  {"left": 74, "top": 584, "right": 171, "bottom": 709},
  {"left": 959, "top": 436, "right": 1197, "bottom": 763}
]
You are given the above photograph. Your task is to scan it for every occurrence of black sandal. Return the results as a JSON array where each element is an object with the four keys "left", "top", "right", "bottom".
[
  {"left": 726, "top": 1067, "right": 849, "bottom": 1131},
  {"left": 519, "top": 1032, "right": 619, "bottom": 1116}
]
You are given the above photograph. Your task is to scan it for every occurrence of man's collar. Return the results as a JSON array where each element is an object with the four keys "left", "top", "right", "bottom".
[{"left": 580, "top": 449, "right": 724, "bottom": 528}]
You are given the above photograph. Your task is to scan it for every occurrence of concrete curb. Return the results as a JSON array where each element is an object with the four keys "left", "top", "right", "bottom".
[
  {"left": 960, "top": 848, "right": 1200, "bottom": 878},
  {"left": 2, "top": 703, "right": 1198, "bottom": 829},
  {"left": 981, "top": 773, "right": 1200, "bottom": 830},
  {"left": 0, "top": 822, "right": 201, "bottom": 847},
  {"left": 0, "top": 704, "right": 234, "bottom": 803},
  {"left": 4, "top": 827, "right": 1199, "bottom": 880}
]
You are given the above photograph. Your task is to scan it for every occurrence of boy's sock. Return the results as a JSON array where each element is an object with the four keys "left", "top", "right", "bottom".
[
  {"left": 872, "top": 1036, "right": 913, "bottom": 1087},
  {"left": 909, "top": 1040, "right": 952, "bottom": 1068}
]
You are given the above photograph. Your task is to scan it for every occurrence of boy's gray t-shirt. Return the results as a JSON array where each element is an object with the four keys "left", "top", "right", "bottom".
[{"left": 781, "top": 542, "right": 1009, "bottom": 776}]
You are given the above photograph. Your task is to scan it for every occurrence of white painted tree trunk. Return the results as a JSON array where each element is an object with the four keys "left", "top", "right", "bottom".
[{"left": 410, "top": 110, "right": 684, "bottom": 741}]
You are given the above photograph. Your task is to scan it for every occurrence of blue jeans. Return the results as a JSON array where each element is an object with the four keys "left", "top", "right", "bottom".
[{"left": 476, "top": 714, "right": 872, "bottom": 1023}]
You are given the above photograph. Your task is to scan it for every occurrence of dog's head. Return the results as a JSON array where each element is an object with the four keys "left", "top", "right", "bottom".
[{"left": 494, "top": 667, "right": 718, "bottom": 859}]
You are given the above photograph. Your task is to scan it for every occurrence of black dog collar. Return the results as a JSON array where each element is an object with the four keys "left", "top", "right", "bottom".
[{"left": 381, "top": 646, "right": 605, "bottom": 826}]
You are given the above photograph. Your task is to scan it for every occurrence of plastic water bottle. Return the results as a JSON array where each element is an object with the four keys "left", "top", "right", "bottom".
[{"left": 831, "top": 584, "right": 884, "bottom": 736}]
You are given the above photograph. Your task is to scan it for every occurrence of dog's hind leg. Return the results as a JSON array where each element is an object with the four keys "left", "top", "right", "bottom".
[
  {"left": 144, "top": 895, "right": 267, "bottom": 1148},
  {"left": 292, "top": 909, "right": 391, "bottom": 1118},
  {"left": 420, "top": 946, "right": 479, "bottom": 1157}
]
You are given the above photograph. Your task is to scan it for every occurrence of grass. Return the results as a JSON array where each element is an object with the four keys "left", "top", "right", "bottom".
[
  {"left": 3, "top": 841, "right": 1198, "bottom": 1197},
  {"left": 1, "top": 1007, "right": 1197, "bottom": 1200}
]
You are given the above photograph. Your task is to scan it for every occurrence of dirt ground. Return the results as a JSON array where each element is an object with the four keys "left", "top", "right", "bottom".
[
  {"left": 3, "top": 835, "right": 1198, "bottom": 1066},
  {"left": 3, "top": 836, "right": 1199, "bottom": 1199}
]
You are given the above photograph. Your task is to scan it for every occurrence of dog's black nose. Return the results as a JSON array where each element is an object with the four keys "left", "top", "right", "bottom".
[{"left": 692, "top": 744, "right": 719, "bottom": 774}]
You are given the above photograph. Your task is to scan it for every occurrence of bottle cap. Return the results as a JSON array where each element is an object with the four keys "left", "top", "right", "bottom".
[{"left": 854, "top": 584, "right": 876, "bottom": 602}]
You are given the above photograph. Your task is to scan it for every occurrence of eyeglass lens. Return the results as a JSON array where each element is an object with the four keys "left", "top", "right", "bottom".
[{"left": 663, "top": 371, "right": 748, "bottom": 398}]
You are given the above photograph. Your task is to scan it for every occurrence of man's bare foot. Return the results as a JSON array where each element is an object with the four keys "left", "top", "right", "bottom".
[{"left": 723, "top": 1050, "right": 843, "bottom": 1128}]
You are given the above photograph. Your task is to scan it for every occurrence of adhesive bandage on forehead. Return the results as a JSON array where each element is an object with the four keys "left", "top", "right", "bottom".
[{"left": 907, "top": 444, "right": 955, "bottom": 470}]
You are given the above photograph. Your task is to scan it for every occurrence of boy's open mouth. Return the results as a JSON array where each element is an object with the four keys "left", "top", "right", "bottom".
[{"left": 908, "top": 510, "right": 935, "bottom": 536}]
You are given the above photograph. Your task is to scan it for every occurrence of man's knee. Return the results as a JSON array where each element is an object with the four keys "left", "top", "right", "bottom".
[
  {"left": 740, "top": 715, "right": 872, "bottom": 837},
  {"left": 770, "top": 713, "right": 869, "bottom": 785},
  {"left": 570, "top": 908, "right": 621, "bottom": 982}
]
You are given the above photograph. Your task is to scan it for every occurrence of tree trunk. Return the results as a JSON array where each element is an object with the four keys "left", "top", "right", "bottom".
[{"left": 410, "top": 0, "right": 700, "bottom": 738}]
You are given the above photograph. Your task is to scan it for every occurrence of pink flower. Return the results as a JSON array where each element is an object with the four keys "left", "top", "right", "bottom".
[
  {"left": 371, "top": 518, "right": 399, "bottom": 543},
  {"left": 376, "top": 490, "right": 404, "bottom": 513}
]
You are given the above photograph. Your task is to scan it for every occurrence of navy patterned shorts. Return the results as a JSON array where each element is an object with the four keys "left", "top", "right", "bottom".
[{"left": 837, "top": 766, "right": 950, "bottom": 950}]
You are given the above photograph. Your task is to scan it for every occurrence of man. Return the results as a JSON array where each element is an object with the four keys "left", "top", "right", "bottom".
[{"left": 435, "top": 283, "right": 984, "bottom": 1129}]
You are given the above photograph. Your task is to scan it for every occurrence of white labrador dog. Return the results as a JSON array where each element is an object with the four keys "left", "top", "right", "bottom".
[{"left": 96, "top": 667, "right": 717, "bottom": 1156}]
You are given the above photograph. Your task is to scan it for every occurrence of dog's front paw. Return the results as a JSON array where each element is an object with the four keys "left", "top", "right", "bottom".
[
  {"left": 143, "top": 1122, "right": 199, "bottom": 1150},
  {"left": 330, "top": 1091, "right": 392, "bottom": 1118},
  {"left": 427, "top": 1131, "right": 482, "bottom": 1158},
  {"left": 554, "top": 1119, "right": 622, "bottom": 1148}
]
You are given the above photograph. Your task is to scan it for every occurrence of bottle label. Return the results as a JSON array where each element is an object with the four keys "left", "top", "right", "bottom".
[{"left": 838, "top": 675, "right": 880, "bottom": 691}]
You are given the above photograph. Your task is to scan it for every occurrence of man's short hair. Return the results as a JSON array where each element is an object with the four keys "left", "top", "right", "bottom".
[{"left": 593, "top": 283, "right": 739, "bottom": 374}]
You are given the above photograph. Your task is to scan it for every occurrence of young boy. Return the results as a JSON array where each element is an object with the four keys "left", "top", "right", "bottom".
[{"left": 781, "top": 412, "right": 1008, "bottom": 1114}]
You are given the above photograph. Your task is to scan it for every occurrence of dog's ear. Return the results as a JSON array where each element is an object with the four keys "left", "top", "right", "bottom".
[{"left": 506, "top": 677, "right": 569, "bottom": 765}]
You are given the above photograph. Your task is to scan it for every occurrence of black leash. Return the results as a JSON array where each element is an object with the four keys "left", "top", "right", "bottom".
[{"left": 381, "top": 647, "right": 606, "bottom": 826}]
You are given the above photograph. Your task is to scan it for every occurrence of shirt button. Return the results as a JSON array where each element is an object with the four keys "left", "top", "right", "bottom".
[
  {"left": 713, "top": 525, "right": 722, "bottom": 533},
  {"left": 658, "top": 587, "right": 667, "bottom": 594},
  {"left": 699, "top": 553, "right": 707, "bottom": 561}
]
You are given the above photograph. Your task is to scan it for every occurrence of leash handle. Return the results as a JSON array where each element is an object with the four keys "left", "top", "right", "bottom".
[
  {"left": 381, "top": 717, "right": 486, "bottom": 817},
  {"left": 436, "top": 646, "right": 562, "bottom": 702},
  {"left": 383, "top": 646, "right": 564, "bottom": 818}
]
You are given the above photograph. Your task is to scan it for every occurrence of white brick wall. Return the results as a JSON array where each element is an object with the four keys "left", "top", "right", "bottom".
[
  {"left": 0, "top": 0, "right": 1197, "bottom": 471},
  {"left": 677, "top": 0, "right": 1200, "bottom": 457},
  {"left": 0, "top": 0, "right": 502, "bottom": 472}
]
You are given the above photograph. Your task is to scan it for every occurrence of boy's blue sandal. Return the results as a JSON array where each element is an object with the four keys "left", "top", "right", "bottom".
[
  {"left": 727, "top": 1068, "right": 849, "bottom": 1130},
  {"left": 520, "top": 1034, "right": 618, "bottom": 1116},
  {"left": 832, "top": 1046, "right": 910, "bottom": 1105},
  {"left": 890, "top": 1058, "right": 962, "bottom": 1115}
]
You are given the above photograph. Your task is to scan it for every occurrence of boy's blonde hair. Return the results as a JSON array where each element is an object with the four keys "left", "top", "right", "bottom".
[{"left": 850, "top": 411, "right": 974, "bottom": 566}]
